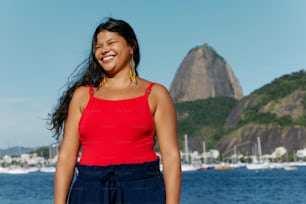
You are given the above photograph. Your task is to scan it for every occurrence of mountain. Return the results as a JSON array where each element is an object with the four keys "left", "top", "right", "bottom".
[
  {"left": 170, "top": 43, "right": 243, "bottom": 103},
  {"left": 176, "top": 70, "right": 306, "bottom": 157},
  {"left": 0, "top": 146, "right": 36, "bottom": 156},
  {"left": 218, "top": 70, "right": 306, "bottom": 156},
  {"left": 175, "top": 97, "right": 238, "bottom": 151}
]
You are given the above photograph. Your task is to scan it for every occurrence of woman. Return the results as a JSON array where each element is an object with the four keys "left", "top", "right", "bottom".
[{"left": 48, "top": 17, "right": 181, "bottom": 204}]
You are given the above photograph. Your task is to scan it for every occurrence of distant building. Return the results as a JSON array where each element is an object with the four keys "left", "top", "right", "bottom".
[{"left": 296, "top": 148, "right": 306, "bottom": 158}]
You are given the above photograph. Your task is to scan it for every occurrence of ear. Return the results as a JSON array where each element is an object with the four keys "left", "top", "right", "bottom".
[{"left": 130, "top": 39, "right": 137, "bottom": 54}]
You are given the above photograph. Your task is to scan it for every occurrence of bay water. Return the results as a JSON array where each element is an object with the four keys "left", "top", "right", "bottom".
[{"left": 1, "top": 166, "right": 306, "bottom": 204}]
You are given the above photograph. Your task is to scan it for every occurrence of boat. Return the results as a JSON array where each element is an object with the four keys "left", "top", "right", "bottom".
[
  {"left": 246, "top": 162, "right": 270, "bottom": 170},
  {"left": 0, "top": 167, "right": 8, "bottom": 174},
  {"left": 214, "top": 163, "right": 235, "bottom": 170},
  {"left": 246, "top": 137, "right": 270, "bottom": 170},
  {"left": 179, "top": 134, "right": 198, "bottom": 172},
  {"left": 0, "top": 166, "right": 40, "bottom": 174},
  {"left": 181, "top": 163, "right": 199, "bottom": 172},
  {"left": 40, "top": 166, "right": 56, "bottom": 173},
  {"left": 269, "top": 162, "right": 286, "bottom": 169},
  {"left": 198, "top": 164, "right": 210, "bottom": 170},
  {"left": 283, "top": 164, "right": 297, "bottom": 171},
  {"left": 159, "top": 162, "right": 198, "bottom": 172}
]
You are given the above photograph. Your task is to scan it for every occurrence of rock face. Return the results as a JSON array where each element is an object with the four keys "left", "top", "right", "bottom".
[
  {"left": 218, "top": 71, "right": 306, "bottom": 156},
  {"left": 170, "top": 43, "right": 243, "bottom": 103}
]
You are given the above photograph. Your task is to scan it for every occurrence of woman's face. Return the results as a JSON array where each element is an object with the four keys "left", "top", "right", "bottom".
[{"left": 94, "top": 30, "right": 133, "bottom": 76}]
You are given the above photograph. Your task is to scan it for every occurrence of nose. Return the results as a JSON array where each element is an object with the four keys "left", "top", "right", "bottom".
[{"left": 102, "top": 47, "right": 110, "bottom": 54}]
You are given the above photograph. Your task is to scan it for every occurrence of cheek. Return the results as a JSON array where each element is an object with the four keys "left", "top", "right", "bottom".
[
  {"left": 94, "top": 51, "right": 103, "bottom": 67},
  {"left": 94, "top": 51, "right": 99, "bottom": 60}
]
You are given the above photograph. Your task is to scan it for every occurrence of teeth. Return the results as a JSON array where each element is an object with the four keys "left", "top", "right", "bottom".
[{"left": 102, "top": 56, "right": 114, "bottom": 61}]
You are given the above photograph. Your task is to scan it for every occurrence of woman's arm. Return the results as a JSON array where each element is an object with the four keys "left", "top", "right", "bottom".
[
  {"left": 54, "top": 86, "right": 88, "bottom": 204},
  {"left": 152, "top": 84, "right": 182, "bottom": 204}
]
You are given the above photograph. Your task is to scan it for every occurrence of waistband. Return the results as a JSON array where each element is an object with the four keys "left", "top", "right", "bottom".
[{"left": 75, "top": 159, "right": 161, "bottom": 181}]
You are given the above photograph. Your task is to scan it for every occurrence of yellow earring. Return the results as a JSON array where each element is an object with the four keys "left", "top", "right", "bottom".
[
  {"left": 129, "top": 56, "right": 137, "bottom": 85},
  {"left": 129, "top": 68, "right": 137, "bottom": 84},
  {"left": 99, "top": 76, "right": 107, "bottom": 88}
]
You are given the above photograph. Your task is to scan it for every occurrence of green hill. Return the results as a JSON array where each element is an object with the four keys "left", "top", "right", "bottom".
[
  {"left": 176, "top": 70, "right": 306, "bottom": 157},
  {"left": 175, "top": 97, "right": 238, "bottom": 151}
]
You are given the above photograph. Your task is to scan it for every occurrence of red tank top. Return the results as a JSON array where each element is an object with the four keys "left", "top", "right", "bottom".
[{"left": 78, "top": 83, "right": 158, "bottom": 165}]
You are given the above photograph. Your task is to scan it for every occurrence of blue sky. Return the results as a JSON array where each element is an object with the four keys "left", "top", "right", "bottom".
[{"left": 0, "top": 0, "right": 305, "bottom": 148}]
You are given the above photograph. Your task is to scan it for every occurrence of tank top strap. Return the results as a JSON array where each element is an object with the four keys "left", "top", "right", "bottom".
[
  {"left": 144, "top": 82, "right": 155, "bottom": 97},
  {"left": 88, "top": 86, "right": 94, "bottom": 98}
]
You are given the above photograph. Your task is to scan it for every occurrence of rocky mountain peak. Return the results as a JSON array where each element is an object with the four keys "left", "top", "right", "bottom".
[{"left": 170, "top": 43, "right": 243, "bottom": 103}]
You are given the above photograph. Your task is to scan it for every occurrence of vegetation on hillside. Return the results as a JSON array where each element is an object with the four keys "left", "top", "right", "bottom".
[
  {"left": 175, "top": 70, "right": 306, "bottom": 152},
  {"left": 239, "top": 70, "right": 306, "bottom": 128},
  {"left": 175, "top": 97, "right": 238, "bottom": 150}
]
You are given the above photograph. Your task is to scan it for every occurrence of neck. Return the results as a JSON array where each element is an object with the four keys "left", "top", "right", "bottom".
[
  {"left": 104, "top": 76, "right": 131, "bottom": 88},
  {"left": 100, "top": 74, "right": 138, "bottom": 89}
]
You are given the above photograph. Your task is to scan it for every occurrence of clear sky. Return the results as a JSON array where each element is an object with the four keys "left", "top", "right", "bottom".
[{"left": 0, "top": 0, "right": 305, "bottom": 149}]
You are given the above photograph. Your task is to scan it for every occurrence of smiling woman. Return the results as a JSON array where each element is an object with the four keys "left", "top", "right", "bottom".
[{"left": 48, "top": 17, "right": 181, "bottom": 204}]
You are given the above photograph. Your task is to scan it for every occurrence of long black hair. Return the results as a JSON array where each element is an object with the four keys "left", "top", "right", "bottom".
[{"left": 47, "top": 17, "right": 140, "bottom": 140}]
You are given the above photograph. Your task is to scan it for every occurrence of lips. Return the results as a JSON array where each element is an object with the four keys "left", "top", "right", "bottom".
[{"left": 102, "top": 55, "right": 115, "bottom": 62}]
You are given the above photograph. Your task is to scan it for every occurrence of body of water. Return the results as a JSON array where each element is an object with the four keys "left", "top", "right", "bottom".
[{"left": 1, "top": 166, "right": 306, "bottom": 204}]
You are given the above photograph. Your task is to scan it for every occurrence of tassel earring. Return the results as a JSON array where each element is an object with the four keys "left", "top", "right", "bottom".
[
  {"left": 99, "top": 76, "right": 107, "bottom": 88},
  {"left": 129, "top": 68, "right": 137, "bottom": 84},
  {"left": 129, "top": 56, "right": 137, "bottom": 86}
]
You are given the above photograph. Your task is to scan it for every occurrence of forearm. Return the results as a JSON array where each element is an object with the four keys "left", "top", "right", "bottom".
[
  {"left": 162, "top": 155, "right": 182, "bottom": 204},
  {"left": 54, "top": 157, "right": 76, "bottom": 204}
]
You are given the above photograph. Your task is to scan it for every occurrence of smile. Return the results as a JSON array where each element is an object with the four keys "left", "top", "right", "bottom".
[{"left": 102, "top": 55, "right": 115, "bottom": 62}]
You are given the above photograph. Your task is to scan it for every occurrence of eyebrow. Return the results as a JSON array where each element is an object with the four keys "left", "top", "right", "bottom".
[{"left": 96, "top": 38, "right": 117, "bottom": 45}]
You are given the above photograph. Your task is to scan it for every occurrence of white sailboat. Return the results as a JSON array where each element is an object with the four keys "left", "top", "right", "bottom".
[
  {"left": 0, "top": 166, "right": 40, "bottom": 174},
  {"left": 181, "top": 134, "right": 198, "bottom": 172},
  {"left": 40, "top": 166, "right": 56, "bottom": 173},
  {"left": 159, "top": 134, "right": 198, "bottom": 172},
  {"left": 246, "top": 137, "right": 270, "bottom": 170},
  {"left": 198, "top": 141, "right": 210, "bottom": 170}
]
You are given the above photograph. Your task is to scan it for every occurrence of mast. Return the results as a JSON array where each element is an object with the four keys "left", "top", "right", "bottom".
[
  {"left": 257, "top": 137, "right": 262, "bottom": 163},
  {"left": 203, "top": 141, "right": 207, "bottom": 164},
  {"left": 234, "top": 145, "right": 237, "bottom": 163},
  {"left": 184, "top": 134, "right": 189, "bottom": 163}
]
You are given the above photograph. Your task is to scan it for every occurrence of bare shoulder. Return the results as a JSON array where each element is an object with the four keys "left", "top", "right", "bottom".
[
  {"left": 149, "top": 83, "right": 176, "bottom": 119},
  {"left": 71, "top": 86, "right": 91, "bottom": 111},
  {"left": 72, "top": 86, "right": 89, "bottom": 100},
  {"left": 151, "top": 83, "right": 172, "bottom": 98},
  {"left": 149, "top": 82, "right": 175, "bottom": 109}
]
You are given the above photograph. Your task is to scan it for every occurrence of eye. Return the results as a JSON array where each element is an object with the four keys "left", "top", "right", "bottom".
[
  {"left": 95, "top": 45, "right": 102, "bottom": 50},
  {"left": 108, "top": 40, "right": 117, "bottom": 45}
]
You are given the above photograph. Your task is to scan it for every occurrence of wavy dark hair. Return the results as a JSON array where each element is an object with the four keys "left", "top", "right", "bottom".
[{"left": 47, "top": 17, "right": 140, "bottom": 140}]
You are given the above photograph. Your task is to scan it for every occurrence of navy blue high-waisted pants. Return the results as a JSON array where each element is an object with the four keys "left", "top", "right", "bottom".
[{"left": 68, "top": 159, "right": 166, "bottom": 204}]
